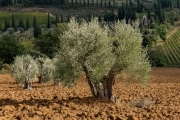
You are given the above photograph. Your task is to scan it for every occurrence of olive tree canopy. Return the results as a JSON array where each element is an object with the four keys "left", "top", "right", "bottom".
[{"left": 54, "top": 18, "right": 151, "bottom": 101}]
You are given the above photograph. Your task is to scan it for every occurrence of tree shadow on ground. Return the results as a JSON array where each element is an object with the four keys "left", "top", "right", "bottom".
[{"left": 0, "top": 96, "right": 114, "bottom": 107}]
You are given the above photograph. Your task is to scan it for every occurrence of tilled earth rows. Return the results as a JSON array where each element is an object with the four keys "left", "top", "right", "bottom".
[{"left": 0, "top": 68, "right": 180, "bottom": 120}]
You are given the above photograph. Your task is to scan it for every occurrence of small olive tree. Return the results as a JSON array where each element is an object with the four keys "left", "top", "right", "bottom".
[
  {"left": 54, "top": 18, "right": 151, "bottom": 102},
  {"left": 11, "top": 54, "right": 39, "bottom": 90},
  {"left": 36, "top": 57, "right": 54, "bottom": 83}
]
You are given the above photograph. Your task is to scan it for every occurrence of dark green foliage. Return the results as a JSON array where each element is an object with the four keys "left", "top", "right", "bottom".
[
  {"left": 12, "top": 14, "right": 15, "bottom": 29},
  {"left": 177, "top": 0, "right": 180, "bottom": 8},
  {"left": 156, "top": 24, "right": 169, "bottom": 41},
  {"left": 26, "top": 18, "right": 30, "bottom": 29},
  {"left": 24, "top": 0, "right": 34, "bottom": 7},
  {"left": 18, "top": 18, "right": 25, "bottom": 29},
  {"left": 142, "top": 29, "right": 158, "bottom": 47},
  {"left": 0, "top": 35, "right": 24, "bottom": 64},
  {"left": 150, "top": 23, "right": 157, "bottom": 29},
  {"left": 33, "top": 16, "right": 37, "bottom": 27},
  {"left": 4, "top": 17, "right": 8, "bottom": 30},
  {"left": 55, "top": 14, "right": 60, "bottom": 26},
  {"left": 131, "top": 12, "right": 138, "bottom": 21},
  {"left": 34, "top": 25, "right": 42, "bottom": 38},
  {"left": 103, "top": 12, "right": 117, "bottom": 22},
  {"left": 61, "top": 13, "right": 63, "bottom": 23},
  {"left": 48, "top": 12, "right": 51, "bottom": 28},
  {"left": 33, "top": 23, "right": 67, "bottom": 58},
  {"left": 148, "top": 46, "right": 166, "bottom": 67},
  {"left": 7, "top": 21, "right": 10, "bottom": 28},
  {"left": 88, "top": 12, "right": 91, "bottom": 21},
  {"left": 67, "top": 13, "right": 70, "bottom": 22},
  {"left": 118, "top": 7, "right": 125, "bottom": 21},
  {"left": 1, "top": 0, "right": 12, "bottom": 6}
]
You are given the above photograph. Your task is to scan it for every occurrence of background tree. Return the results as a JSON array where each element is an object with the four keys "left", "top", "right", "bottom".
[
  {"left": 33, "top": 16, "right": 37, "bottom": 27},
  {"left": 11, "top": 54, "right": 39, "bottom": 90},
  {"left": 4, "top": 17, "right": 8, "bottom": 30},
  {"left": 33, "top": 23, "right": 67, "bottom": 58},
  {"left": 55, "top": 14, "right": 60, "bottom": 26},
  {"left": 12, "top": 14, "right": 15, "bottom": 29},
  {"left": 18, "top": 18, "right": 25, "bottom": 29},
  {"left": 0, "top": 35, "right": 24, "bottom": 64},
  {"left": 26, "top": 18, "right": 30, "bottom": 29},
  {"left": 48, "top": 12, "right": 51, "bottom": 28},
  {"left": 34, "top": 25, "right": 42, "bottom": 38},
  {"left": 54, "top": 18, "right": 151, "bottom": 101}
]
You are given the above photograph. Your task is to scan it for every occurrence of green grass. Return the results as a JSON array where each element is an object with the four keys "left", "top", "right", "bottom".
[{"left": 0, "top": 12, "right": 54, "bottom": 29}]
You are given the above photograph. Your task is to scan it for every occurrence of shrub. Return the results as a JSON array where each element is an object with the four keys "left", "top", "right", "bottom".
[
  {"left": 156, "top": 24, "right": 169, "bottom": 41},
  {"left": 148, "top": 46, "right": 166, "bottom": 67},
  {"left": 103, "top": 12, "right": 118, "bottom": 22},
  {"left": 150, "top": 23, "right": 156, "bottom": 29}
]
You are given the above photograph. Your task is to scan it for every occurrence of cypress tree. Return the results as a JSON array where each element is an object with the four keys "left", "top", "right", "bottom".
[
  {"left": 7, "top": 21, "right": 10, "bottom": 28},
  {"left": 12, "top": 14, "right": 15, "bottom": 29},
  {"left": 118, "top": 8, "right": 122, "bottom": 20},
  {"left": 34, "top": 25, "right": 42, "bottom": 38},
  {"left": 97, "top": 0, "right": 99, "bottom": 8},
  {"left": 4, "top": 17, "right": 8, "bottom": 30},
  {"left": 88, "top": 0, "right": 89, "bottom": 8},
  {"left": 170, "top": 0, "right": 172, "bottom": 8},
  {"left": 67, "top": 13, "right": 70, "bottom": 22},
  {"left": 93, "top": 0, "right": 95, "bottom": 6},
  {"left": 83, "top": 0, "right": 86, "bottom": 7},
  {"left": 100, "top": 0, "right": 102, "bottom": 8},
  {"left": 147, "top": 10, "right": 151, "bottom": 20},
  {"left": 61, "top": 13, "right": 63, "bottom": 23},
  {"left": 105, "top": 0, "right": 107, "bottom": 9},
  {"left": 51, "top": 18, "right": 54, "bottom": 24},
  {"left": 113, "top": 0, "right": 115, "bottom": 9},
  {"left": 55, "top": 14, "right": 60, "bottom": 25},
  {"left": 26, "top": 18, "right": 29, "bottom": 30},
  {"left": 48, "top": 12, "right": 51, "bottom": 28},
  {"left": 122, "top": 3, "right": 125, "bottom": 20},
  {"left": 177, "top": 0, "right": 180, "bottom": 8},
  {"left": 131, "top": 11, "right": 138, "bottom": 21},
  {"left": 18, "top": 18, "right": 24, "bottom": 29},
  {"left": 88, "top": 11, "right": 91, "bottom": 21},
  {"left": 80, "top": 0, "right": 82, "bottom": 7},
  {"left": 108, "top": 0, "right": 111, "bottom": 9},
  {"left": 33, "top": 16, "right": 37, "bottom": 27}
]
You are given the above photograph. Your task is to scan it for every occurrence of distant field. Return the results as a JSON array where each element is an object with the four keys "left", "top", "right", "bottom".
[{"left": 0, "top": 12, "right": 54, "bottom": 29}]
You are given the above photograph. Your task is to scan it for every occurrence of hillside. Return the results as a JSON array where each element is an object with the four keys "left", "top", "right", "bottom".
[{"left": 161, "top": 30, "right": 180, "bottom": 67}]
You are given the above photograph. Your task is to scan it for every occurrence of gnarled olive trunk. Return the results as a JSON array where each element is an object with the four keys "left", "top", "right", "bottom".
[
  {"left": 82, "top": 59, "right": 119, "bottom": 102},
  {"left": 24, "top": 61, "right": 33, "bottom": 90},
  {"left": 37, "top": 74, "right": 44, "bottom": 83},
  {"left": 24, "top": 79, "right": 32, "bottom": 90},
  {"left": 54, "top": 81, "right": 60, "bottom": 86}
]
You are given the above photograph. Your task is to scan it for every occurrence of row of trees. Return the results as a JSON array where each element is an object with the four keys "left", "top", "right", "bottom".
[
  {"left": 10, "top": 17, "right": 151, "bottom": 101},
  {"left": 2, "top": 13, "right": 60, "bottom": 31}
]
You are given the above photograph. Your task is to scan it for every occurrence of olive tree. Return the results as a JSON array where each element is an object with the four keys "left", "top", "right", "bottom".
[
  {"left": 36, "top": 57, "right": 54, "bottom": 83},
  {"left": 54, "top": 18, "right": 151, "bottom": 102},
  {"left": 11, "top": 54, "right": 39, "bottom": 90}
]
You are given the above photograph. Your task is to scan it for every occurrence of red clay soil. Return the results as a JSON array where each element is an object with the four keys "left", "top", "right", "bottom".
[{"left": 0, "top": 68, "right": 180, "bottom": 120}]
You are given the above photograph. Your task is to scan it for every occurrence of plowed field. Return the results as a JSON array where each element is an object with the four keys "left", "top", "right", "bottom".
[{"left": 0, "top": 68, "right": 180, "bottom": 120}]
